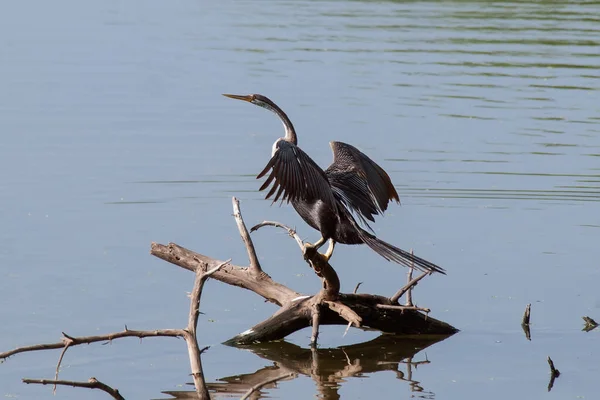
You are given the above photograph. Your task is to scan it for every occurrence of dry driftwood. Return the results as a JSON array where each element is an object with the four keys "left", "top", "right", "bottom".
[
  {"left": 1, "top": 197, "right": 456, "bottom": 399},
  {"left": 151, "top": 197, "right": 457, "bottom": 345}
]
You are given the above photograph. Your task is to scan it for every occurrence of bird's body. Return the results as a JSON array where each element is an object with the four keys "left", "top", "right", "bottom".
[
  {"left": 223, "top": 93, "right": 445, "bottom": 274},
  {"left": 291, "top": 188, "right": 359, "bottom": 246}
]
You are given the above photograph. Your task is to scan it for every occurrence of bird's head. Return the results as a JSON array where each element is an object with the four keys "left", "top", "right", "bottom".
[
  {"left": 222, "top": 93, "right": 297, "bottom": 144},
  {"left": 222, "top": 93, "right": 278, "bottom": 113}
]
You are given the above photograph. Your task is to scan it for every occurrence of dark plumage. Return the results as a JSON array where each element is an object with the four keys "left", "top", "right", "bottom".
[{"left": 223, "top": 93, "right": 445, "bottom": 274}]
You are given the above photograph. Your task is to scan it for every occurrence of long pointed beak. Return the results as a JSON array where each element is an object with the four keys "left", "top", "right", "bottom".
[{"left": 222, "top": 93, "right": 253, "bottom": 102}]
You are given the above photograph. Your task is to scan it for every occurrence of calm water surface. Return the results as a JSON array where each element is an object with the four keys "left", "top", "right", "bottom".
[{"left": 1, "top": 1, "right": 599, "bottom": 399}]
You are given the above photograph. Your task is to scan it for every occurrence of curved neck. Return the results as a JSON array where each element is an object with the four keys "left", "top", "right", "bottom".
[{"left": 262, "top": 101, "right": 297, "bottom": 145}]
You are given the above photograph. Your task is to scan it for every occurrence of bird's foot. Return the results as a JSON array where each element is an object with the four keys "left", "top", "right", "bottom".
[
  {"left": 323, "top": 239, "right": 335, "bottom": 262},
  {"left": 303, "top": 241, "right": 333, "bottom": 267},
  {"left": 303, "top": 242, "right": 318, "bottom": 261}
]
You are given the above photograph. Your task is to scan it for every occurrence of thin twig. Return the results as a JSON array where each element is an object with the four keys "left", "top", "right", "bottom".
[
  {"left": 251, "top": 220, "right": 304, "bottom": 250},
  {"left": 324, "top": 301, "right": 362, "bottom": 327},
  {"left": 53, "top": 339, "right": 72, "bottom": 394},
  {"left": 406, "top": 250, "right": 414, "bottom": 306},
  {"left": 342, "top": 322, "right": 352, "bottom": 338},
  {"left": 401, "top": 358, "right": 431, "bottom": 367},
  {"left": 204, "top": 260, "right": 230, "bottom": 278},
  {"left": 377, "top": 304, "right": 431, "bottom": 313},
  {"left": 232, "top": 197, "right": 262, "bottom": 275},
  {"left": 240, "top": 372, "right": 296, "bottom": 400},
  {"left": 199, "top": 345, "right": 210, "bottom": 354},
  {"left": 343, "top": 282, "right": 365, "bottom": 338},
  {"left": 390, "top": 270, "right": 430, "bottom": 304},
  {"left": 23, "top": 378, "right": 125, "bottom": 400}
]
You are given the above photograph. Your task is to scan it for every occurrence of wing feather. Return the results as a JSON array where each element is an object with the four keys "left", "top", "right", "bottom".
[
  {"left": 326, "top": 141, "right": 400, "bottom": 222},
  {"left": 257, "top": 140, "right": 336, "bottom": 209}
]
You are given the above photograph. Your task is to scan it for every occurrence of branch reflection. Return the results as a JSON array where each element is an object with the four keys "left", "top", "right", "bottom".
[{"left": 160, "top": 334, "right": 452, "bottom": 400}]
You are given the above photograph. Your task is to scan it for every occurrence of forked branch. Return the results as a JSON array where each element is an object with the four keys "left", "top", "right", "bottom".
[
  {"left": 233, "top": 197, "right": 262, "bottom": 274},
  {"left": 158, "top": 197, "right": 456, "bottom": 345}
]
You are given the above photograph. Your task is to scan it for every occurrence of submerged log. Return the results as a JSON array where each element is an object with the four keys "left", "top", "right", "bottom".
[{"left": 150, "top": 198, "right": 458, "bottom": 345}]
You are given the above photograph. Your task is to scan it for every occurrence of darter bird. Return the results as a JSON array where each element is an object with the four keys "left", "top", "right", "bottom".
[{"left": 223, "top": 93, "right": 444, "bottom": 274}]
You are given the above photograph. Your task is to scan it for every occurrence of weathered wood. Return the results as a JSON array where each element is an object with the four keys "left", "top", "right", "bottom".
[
  {"left": 150, "top": 197, "right": 458, "bottom": 345},
  {"left": 151, "top": 241, "right": 457, "bottom": 344},
  {"left": 150, "top": 242, "right": 300, "bottom": 307},
  {"left": 225, "top": 292, "right": 456, "bottom": 345},
  {"left": 22, "top": 378, "right": 125, "bottom": 400}
]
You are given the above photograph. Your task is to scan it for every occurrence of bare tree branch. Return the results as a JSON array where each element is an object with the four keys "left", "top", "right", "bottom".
[
  {"left": 150, "top": 242, "right": 300, "bottom": 307},
  {"left": 233, "top": 197, "right": 262, "bottom": 275},
  {"left": 1, "top": 329, "right": 184, "bottom": 360},
  {"left": 251, "top": 220, "right": 304, "bottom": 250},
  {"left": 377, "top": 304, "right": 431, "bottom": 313},
  {"left": 390, "top": 270, "right": 430, "bottom": 304},
  {"left": 184, "top": 259, "right": 229, "bottom": 398},
  {"left": 22, "top": 378, "right": 125, "bottom": 400},
  {"left": 53, "top": 340, "right": 72, "bottom": 394},
  {"left": 324, "top": 301, "right": 361, "bottom": 327},
  {"left": 353, "top": 282, "right": 363, "bottom": 294}
]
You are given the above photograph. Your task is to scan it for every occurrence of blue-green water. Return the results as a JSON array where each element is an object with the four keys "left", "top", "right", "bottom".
[{"left": 1, "top": 1, "right": 599, "bottom": 399}]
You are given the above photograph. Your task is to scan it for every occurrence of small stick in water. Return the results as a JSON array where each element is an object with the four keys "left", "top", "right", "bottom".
[
  {"left": 521, "top": 303, "right": 532, "bottom": 341},
  {"left": 521, "top": 304, "right": 531, "bottom": 325},
  {"left": 547, "top": 356, "right": 560, "bottom": 392},
  {"left": 582, "top": 316, "right": 598, "bottom": 332}
]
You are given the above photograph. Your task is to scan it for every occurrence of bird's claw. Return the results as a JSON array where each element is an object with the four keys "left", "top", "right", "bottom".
[{"left": 303, "top": 242, "right": 317, "bottom": 261}]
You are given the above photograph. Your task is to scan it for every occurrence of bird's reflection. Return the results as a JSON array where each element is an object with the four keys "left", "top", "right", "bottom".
[{"left": 160, "top": 334, "right": 451, "bottom": 400}]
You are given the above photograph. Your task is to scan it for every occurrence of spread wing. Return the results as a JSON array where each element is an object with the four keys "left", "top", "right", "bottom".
[
  {"left": 257, "top": 139, "right": 337, "bottom": 209},
  {"left": 325, "top": 141, "right": 400, "bottom": 224}
]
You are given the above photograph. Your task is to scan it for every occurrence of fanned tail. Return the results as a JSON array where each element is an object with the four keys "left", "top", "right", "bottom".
[{"left": 358, "top": 229, "right": 446, "bottom": 274}]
